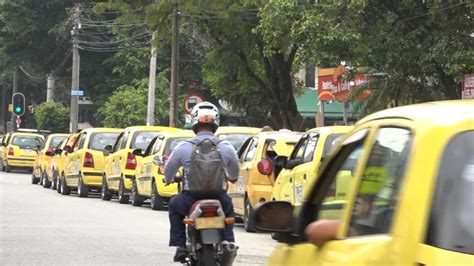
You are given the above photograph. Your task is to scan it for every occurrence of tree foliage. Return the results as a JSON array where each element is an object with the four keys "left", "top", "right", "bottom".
[{"left": 34, "top": 102, "right": 69, "bottom": 133}]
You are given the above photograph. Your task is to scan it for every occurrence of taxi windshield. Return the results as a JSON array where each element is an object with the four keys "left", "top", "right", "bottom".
[
  {"left": 217, "top": 133, "right": 251, "bottom": 151},
  {"left": 11, "top": 135, "right": 43, "bottom": 149},
  {"left": 88, "top": 132, "right": 120, "bottom": 151},
  {"left": 131, "top": 131, "right": 159, "bottom": 150}
]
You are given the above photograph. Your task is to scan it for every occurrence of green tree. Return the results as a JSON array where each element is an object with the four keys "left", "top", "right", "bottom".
[{"left": 34, "top": 102, "right": 69, "bottom": 133}]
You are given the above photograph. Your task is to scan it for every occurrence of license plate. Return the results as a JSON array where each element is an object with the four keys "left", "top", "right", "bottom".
[{"left": 194, "top": 217, "right": 225, "bottom": 230}]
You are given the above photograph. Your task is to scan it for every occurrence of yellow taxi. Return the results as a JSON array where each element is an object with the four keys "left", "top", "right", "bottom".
[
  {"left": 102, "top": 126, "right": 181, "bottom": 203},
  {"left": 272, "top": 126, "right": 352, "bottom": 206},
  {"left": 228, "top": 130, "right": 302, "bottom": 232},
  {"left": 1, "top": 132, "right": 44, "bottom": 172},
  {"left": 0, "top": 132, "right": 12, "bottom": 171},
  {"left": 132, "top": 130, "right": 195, "bottom": 210},
  {"left": 215, "top": 126, "right": 261, "bottom": 151},
  {"left": 62, "top": 128, "right": 122, "bottom": 197},
  {"left": 32, "top": 133, "right": 69, "bottom": 187},
  {"left": 253, "top": 100, "right": 474, "bottom": 265},
  {"left": 45, "top": 133, "right": 78, "bottom": 192}
]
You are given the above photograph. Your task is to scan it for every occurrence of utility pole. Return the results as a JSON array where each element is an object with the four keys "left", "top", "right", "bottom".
[
  {"left": 46, "top": 73, "right": 55, "bottom": 102},
  {"left": 146, "top": 33, "right": 157, "bottom": 126},
  {"left": 169, "top": 8, "right": 179, "bottom": 127},
  {"left": 10, "top": 68, "right": 18, "bottom": 131},
  {"left": 70, "top": 3, "right": 80, "bottom": 133},
  {"left": 0, "top": 86, "right": 6, "bottom": 133}
]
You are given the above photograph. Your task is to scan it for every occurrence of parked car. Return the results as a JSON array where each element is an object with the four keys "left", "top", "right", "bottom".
[
  {"left": 45, "top": 133, "right": 78, "bottom": 192},
  {"left": 0, "top": 132, "right": 12, "bottom": 171},
  {"left": 215, "top": 126, "right": 261, "bottom": 152},
  {"left": 102, "top": 126, "right": 181, "bottom": 203},
  {"left": 32, "top": 133, "right": 69, "bottom": 187},
  {"left": 1, "top": 132, "right": 44, "bottom": 172},
  {"left": 272, "top": 126, "right": 352, "bottom": 206},
  {"left": 228, "top": 130, "right": 302, "bottom": 232},
  {"left": 132, "top": 130, "right": 195, "bottom": 210},
  {"left": 254, "top": 100, "right": 474, "bottom": 265},
  {"left": 61, "top": 128, "right": 122, "bottom": 197}
]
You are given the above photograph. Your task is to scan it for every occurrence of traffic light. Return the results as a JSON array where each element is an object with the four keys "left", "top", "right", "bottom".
[{"left": 12, "top": 93, "right": 25, "bottom": 116}]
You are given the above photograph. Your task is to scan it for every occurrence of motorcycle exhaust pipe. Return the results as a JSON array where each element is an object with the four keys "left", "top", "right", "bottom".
[{"left": 221, "top": 241, "right": 238, "bottom": 266}]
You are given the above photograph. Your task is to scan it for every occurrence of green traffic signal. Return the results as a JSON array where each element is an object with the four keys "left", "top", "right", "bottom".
[
  {"left": 12, "top": 93, "right": 25, "bottom": 116},
  {"left": 15, "top": 106, "right": 22, "bottom": 113}
]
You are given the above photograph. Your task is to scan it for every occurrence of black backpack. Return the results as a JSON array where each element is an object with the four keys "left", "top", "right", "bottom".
[{"left": 187, "top": 137, "right": 226, "bottom": 196}]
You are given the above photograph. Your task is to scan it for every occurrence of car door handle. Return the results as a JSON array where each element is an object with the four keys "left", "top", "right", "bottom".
[
  {"left": 289, "top": 177, "right": 293, "bottom": 183},
  {"left": 303, "top": 174, "right": 307, "bottom": 180}
]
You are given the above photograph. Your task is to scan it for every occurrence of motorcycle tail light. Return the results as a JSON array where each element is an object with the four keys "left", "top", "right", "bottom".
[
  {"left": 201, "top": 206, "right": 219, "bottom": 217},
  {"left": 125, "top": 152, "right": 137, "bottom": 170},
  {"left": 257, "top": 158, "right": 273, "bottom": 176},
  {"left": 83, "top": 152, "right": 94, "bottom": 168},
  {"left": 8, "top": 147, "right": 14, "bottom": 156}
]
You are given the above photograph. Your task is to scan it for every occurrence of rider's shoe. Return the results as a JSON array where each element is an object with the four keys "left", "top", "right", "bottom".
[{"left": 173, "top": 247, "right": 188, "bottom": 262}]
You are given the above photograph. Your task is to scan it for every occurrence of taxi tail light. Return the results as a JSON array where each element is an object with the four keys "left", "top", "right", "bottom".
[
  {"left": 157, "top": 154, "right": 168, "bottom": 175},
  {"left": 83, "top": 152, "right": 94, "bottom": 168},
  {"left": 257, "top": 158, "right": 273, "bottom": 176},
  {"left": 8, "top": 147, "right": 14, "bottom": 156},
  {"left": 201, "top": 206, "right": 219, "bottom": 217},
  {"left": 125, "top": 152, "right": 137, "bottom": 170}
]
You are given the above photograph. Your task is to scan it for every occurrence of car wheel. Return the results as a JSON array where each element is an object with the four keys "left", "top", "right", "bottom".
[
  {"left": 118, "top": 178, "right": 130, "bottom": 204},
  {"left": 51, "top": 171, "right": 58, "bottom": 190},
  {"left": 60, "top": 175, "right": 71, "bottom": 196},
  {"left": 101, "top": 176, "right": 112, "bottom": 201},
  {"left": 57, "top": 176, "right": 62, "bottom": 194},
  {"left": 77, "top": 175, "right": 89, "bottom": 198},
  {"left": 131, "top": 179, "right": 144, "bottom": 207},
  {"left": 42, "top": 172, "right": 51, "bottom": 188},
  {"left": 150, "top": 180, "right": 165, "bottom": 211},
  {"left": 5, "top": 163, "right": 12, "bottom": 173},
  {"left": 31, "top": 171, "right": 39, "bottom": 184},
  {"left": 244, "top": 197, "right": 256, "bottom": 232}
]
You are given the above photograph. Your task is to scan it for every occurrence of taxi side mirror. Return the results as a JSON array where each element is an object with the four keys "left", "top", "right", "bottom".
[
  {"left": 274, "top": 155, "right": 288, "bottom": 168},
  {"left": 284, "top": 158, "right": 303, "bottom": 170},
  {"left": 132, "top": 148, "right": 143, "bottom": 157},
  {"left": 153, "top": 155, "right": 165, "bottom": 166},
  {"left": 55, "top": 148, "right": 63, "bottom": 155},
  {"left": 254, "top": 201, "right": 294, "bottom": 232},
  {"left": 45, "top": 150, "right": 55, "bottom": 156},
  {"left": 0, "top": 142, "right": 4, "bottom": 147},
  {"left": 64, "top": 146, "right": 72, "bottom": 153}
]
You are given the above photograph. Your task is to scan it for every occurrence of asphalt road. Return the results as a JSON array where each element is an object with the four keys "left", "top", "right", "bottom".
[{"left": 0, "top": 170, "right": 276, "bottom": 265}]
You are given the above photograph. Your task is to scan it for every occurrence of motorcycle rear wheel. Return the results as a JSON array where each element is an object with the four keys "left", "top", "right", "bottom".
[{"left": 197, "top": 244, "right": 217, "bottom": 266}]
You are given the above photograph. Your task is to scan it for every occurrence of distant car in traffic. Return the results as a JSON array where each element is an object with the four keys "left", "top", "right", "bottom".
[
  {"left": 215, "top": 126, "right": 262, "bottom": 152},
  {"left": 32, "top": 133, "right": 69, "bottom": 187},
  {"left": 61, "top": 128, "right": 122, "bottom": 197},
  {"left": 272, "top": 126, "right": 352, "bottom": 206},
  {"left": 228, "top": 130, "right": 302, "bottom": 232},
  {"left": 254, "top": 100, "right": 474, "bottom": 265},
  {"left": 102, "top": 126, "right": 182, "bottom": 203},
  {"left": 1, "top": 132, "right": 44, "bottom": 172}
]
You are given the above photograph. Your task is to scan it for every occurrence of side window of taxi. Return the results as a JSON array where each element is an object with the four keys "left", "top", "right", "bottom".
[
  {"left": 303, "top": 134, "right": 318, "bottom": 163},
  {"left": 290, "top": 136, "right": 308, "bottom": 161},
  {"left": 153, "top": 137, "right": 165, "bottom": 154},
  {"left": 426, "top": 131, "right": 474, "bottom": 254},
  {"left": 244, "top": 138, "right": 258, "bottom": 162},
  {"left": 113, "top": 133, "right": 124, "bottom": 153},
  {"left": 77, "top": 133, "right": 87, "bottom": 150},
  {"left": 348, "top": 127, "right": 411, "bottom": 237},
  {"left": 120, "top": 131, "right": 130, "bottom": 149}
]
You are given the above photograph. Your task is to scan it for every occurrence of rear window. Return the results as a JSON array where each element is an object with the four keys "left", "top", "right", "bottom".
[
  {"left": 323, "top": 133, "right": 345, "bottom": 158},
  {"left": 49, "top": 136, "right": 68, "bottom": 148},
  {"left": 131, "top": 131, "right": 159, "bottom": 150},
  {"left": 11, "top": 135, "right": 43, "bottom": 148},
  {"left": 88, "top": 132, "right": 120, "bottom": 151},
  {"left": 217, "top": 133, "right": 251, "bottom": 151},
  {"left": 427, "top": 131, "right": 474, "bottom": 254}
]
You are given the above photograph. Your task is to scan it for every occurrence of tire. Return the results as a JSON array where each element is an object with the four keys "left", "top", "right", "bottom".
[
  {"left": 118, "top": 178, "right": 130, "bottom": 204},
  {"left": 77, "top": 175, "right": 89, "bottom": 198},
  {"left": 101, "top": 176, "right": 112, "bottom": 201},
  {"left": 57, "top": 176, "right": 62, "bottom": 194},
  {"left": 244, "top": 197, "right": 256, "bottom": 232},
  {"left": 42, "top": 172, "right": 51, "bottom": 188},
  {"left": 5, "top": 163, "right": 12, "bottom": 173},
  {"left": 31, "top": 172, "right": 39, "bottom": 184},
  {"left": 61, "top": 175, "right": 71, "bottom": 196},
  {"left": 197, "top": 244, "right": 217, "bottom": 266},
  {"left": 130, "top": 179, "right": 144, "bottom": 207},
  {"left": 150, "top": 180, "right": 165, "bottom": 211},
  {"left": 51, "top": 170, "right": 58, "bottom": 190},
  {"left": 0, "top": 160, "right": 4, "bottom": 172}
]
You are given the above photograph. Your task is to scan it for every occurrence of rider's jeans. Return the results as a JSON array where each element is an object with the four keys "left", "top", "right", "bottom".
[{"left": 168, "top": 191, "right": 235, "bottom": 247}]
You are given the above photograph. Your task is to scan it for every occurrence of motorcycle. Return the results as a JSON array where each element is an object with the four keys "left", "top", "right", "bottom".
[{"left": 166, "top": 176, "right": 238, "bottom": 266}]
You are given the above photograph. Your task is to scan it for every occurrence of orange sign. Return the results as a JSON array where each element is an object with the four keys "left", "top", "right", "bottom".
[{"left": 318, "top": 67, "right": 371, "bottom": 102}]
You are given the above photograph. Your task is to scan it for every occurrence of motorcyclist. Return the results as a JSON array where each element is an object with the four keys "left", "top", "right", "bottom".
[{"left": 164, "top": 102, "right": 240, "bottom": 262}]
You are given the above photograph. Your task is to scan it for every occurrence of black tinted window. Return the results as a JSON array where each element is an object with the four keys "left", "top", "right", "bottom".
[{"left": 427, "top": 131, "right": 474, "bottom": 254}]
